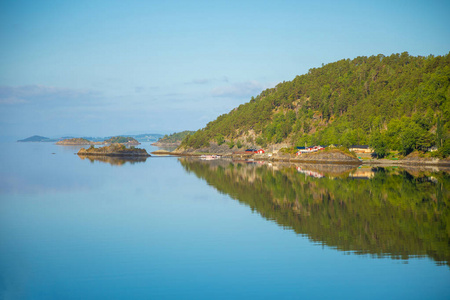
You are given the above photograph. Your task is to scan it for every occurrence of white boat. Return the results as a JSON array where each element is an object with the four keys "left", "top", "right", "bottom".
[{"left": 200, "top": 155, "right": 221, "bottom": 160}]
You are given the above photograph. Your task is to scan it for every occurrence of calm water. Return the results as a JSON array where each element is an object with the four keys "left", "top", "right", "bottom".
[{"left": 0, "top": 142, "right": 449, "bottom": 299}]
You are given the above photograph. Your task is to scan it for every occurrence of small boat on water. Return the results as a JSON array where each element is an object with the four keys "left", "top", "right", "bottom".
[{"left": 200, "top": 155, "right": 221, "bottom": 160}]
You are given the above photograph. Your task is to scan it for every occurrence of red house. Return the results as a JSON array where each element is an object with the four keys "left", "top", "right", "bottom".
[{"left": 257, "top": 149, "right": 265, "bottom": 154}]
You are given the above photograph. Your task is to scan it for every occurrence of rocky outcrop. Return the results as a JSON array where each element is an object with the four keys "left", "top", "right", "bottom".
[
  {"left": 151, "top": 141, "right": 181, "bottom": 147},
  {"left": 77, "top": 144, "right": 150, "bottom": 157},
  {"left": 401, "top": 151, "right": 450, "bottom": 166},
  {"left": 283, "top": 149, "right": 360, "bottom": 164}
]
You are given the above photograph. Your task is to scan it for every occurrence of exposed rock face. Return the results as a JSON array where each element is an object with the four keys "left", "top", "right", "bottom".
[
  {"left": 152, "top": 141, "right": 181, "bottom": 147},
  {"left": 290, "top": 150, "right": 360, "bottom": 164},
  {"left": 77, "top": 144, "right": 150, "bottom": 157},
  {"left": 402, "top": 152, "right": 450, "bottom": 166}
]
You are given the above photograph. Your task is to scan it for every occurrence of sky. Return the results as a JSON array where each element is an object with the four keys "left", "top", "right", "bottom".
[{"left": 1, "top": 0, "right": 449, "bottom": 139}]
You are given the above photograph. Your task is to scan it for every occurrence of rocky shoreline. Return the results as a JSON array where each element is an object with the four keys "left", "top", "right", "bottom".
[
  {"left": 77, "top": 144, "right": 150, "bottom": 157},
  {"left": 157, "top": 147, "right": 450, "bottom": 167},
  {"left": 151, "top": 141, "right": 181, "bottom": 147}
]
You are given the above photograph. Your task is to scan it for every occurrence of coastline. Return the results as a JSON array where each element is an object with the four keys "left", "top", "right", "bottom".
[{"left": 157, "top": 148, "right": 450, "bottom": 167}]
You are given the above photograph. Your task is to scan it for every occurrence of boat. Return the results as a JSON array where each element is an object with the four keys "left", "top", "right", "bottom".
[{"left": 200, "top": 155, "right": 221, "bottom": 160}]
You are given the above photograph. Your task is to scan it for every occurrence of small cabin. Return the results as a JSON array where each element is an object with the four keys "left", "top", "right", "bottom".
[
  {"left": 349, "top": 145, "right": 372, "bottom": 153},
  {"left": 257, "top": 149, "right": 265, "bottom": 154},
  {"left": 297, "top": 145, "right": 324, "bottom": 154}
]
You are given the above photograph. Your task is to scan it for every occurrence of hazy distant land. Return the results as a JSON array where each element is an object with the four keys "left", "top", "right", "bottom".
[{"left": 17, "top": 133, "right": 164, "bottom": 144}]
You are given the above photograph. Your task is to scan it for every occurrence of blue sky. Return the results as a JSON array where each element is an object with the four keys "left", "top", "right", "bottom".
[{"left": 1, "top": 0, "right": 449, "bottom": 138}]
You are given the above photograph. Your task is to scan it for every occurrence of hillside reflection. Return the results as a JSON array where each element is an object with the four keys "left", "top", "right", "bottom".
[
  {"left": 78, "top": 155, "right": 148, "bottom": 165},
  {"left": 179, "top": 158, "right": 450, "bottom": 266}
]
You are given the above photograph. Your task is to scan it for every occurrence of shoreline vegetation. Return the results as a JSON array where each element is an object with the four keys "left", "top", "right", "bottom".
[{"left": 78, "top": 144, "right": 150, "bottom": 157}]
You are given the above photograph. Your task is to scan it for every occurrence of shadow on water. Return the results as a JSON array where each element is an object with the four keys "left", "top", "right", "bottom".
[
  {"left": 78, "top": 155, "right": 148, "bottom": 166},
  {"left": 179, "top": 157, "right": 450, "bottom": 266}
]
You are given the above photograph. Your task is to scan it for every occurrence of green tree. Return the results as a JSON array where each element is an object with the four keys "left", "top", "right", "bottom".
[
  {"left": 370, "top": 131, "right": 388, "bottom": 158},
  {"left": 215, "top": 134, "right": 225, "bottom": 146},
  {"left": 401, "top": 124, "right": 419, "bottom": 155},
  {"left": 436, "top": 115, "right": 444, "bottom": 148}
]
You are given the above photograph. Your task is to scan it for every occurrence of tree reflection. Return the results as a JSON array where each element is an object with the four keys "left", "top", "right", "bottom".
[
  {"left": 179, "top": 158, "right": 450, "bottom": 266},
  {"left": 78, "top": 155, "right": 148, "bottom": 166}
]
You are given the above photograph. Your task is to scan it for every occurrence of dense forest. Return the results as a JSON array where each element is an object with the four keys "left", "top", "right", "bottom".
[
  {"left": 157, "top": 131, "right": 195, "bottom": 144},
  {"left": 180, "top": 159, "right": 450, "bottom": 266},
  {"left": 181, "top": 52, "right": 450, "bottom": 157}
]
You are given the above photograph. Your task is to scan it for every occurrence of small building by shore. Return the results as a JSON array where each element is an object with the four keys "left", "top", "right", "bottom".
[{"left": 349, "top": 145, "right": 372, "bottom": 153}]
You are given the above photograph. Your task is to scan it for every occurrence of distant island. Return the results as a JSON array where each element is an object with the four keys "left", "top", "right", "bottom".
[
  {"left": 104, "top": 136, "right": 140, "bottom": 145},
  {"left": 77, "top": 144, "right": 150, "bottom": 157},
  {"left": 152, "top": 130, "right": 195, "bottom": 147},
  {"left": 56, "top": 136, "right": 139, "bottom": 146},
  {"left": 17, "top": 135, "right": 57, "bottom": 142},
  {"left": 56, "top": 138, "right": 104, "bottom": 145},
  {"left": 18, "top": 133, "right": 163, "bottom": 144}
]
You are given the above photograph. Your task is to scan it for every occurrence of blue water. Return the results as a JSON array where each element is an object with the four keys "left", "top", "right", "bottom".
[{"left": 0, "top": 142, "right": 449, "bottom": 299}]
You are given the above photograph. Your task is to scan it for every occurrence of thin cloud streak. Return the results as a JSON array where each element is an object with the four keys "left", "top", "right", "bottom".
[
  {"left": 211, "top": 80, "right": 272, "bottom": 98},
  {"left": 0, "top": 85, "right": 99, "bottom": 105},
  {"left": 185, "top": 76, "right": 229, "bottom": 85}
]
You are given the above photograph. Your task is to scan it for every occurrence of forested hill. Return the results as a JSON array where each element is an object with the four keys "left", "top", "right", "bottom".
[
  {"left": 180, "top": 52, "right": 450, "bottom": 156},
  {"left": 156, "top": 131, "right": 195, "bottom": 144}
]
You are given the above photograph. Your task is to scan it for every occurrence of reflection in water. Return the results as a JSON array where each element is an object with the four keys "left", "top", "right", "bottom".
[
  {"left": 78, "top": 155, "right": 148, "bottom": 166},
  {"left": 179, "top": 158, "right": 450, "bottom": 266}
]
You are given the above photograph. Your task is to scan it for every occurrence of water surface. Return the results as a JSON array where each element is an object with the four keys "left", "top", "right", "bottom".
[{"left": 0, "top": 142, "right": 449, "bottom": 299}]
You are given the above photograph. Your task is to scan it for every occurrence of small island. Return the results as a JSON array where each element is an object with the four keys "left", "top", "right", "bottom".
[
  {"left": 17, "top": 135, "right": 56, "bottom": 142},
  {"left": 56, "top": 138, "right": 104, "bottom": 145},
  {"left": 105, "top": 136, "right": 140, "bottom": 145},
  {"left": 77, "top": 144, "right": 150, "bottom": 157}
]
